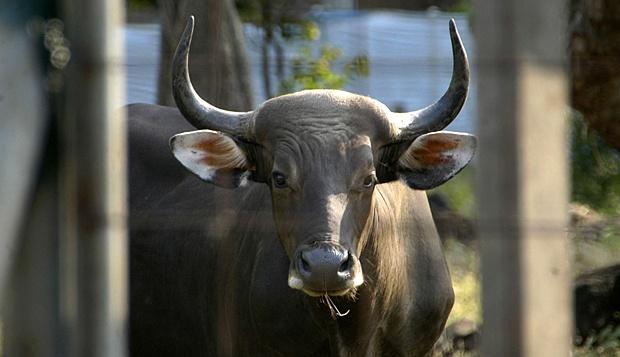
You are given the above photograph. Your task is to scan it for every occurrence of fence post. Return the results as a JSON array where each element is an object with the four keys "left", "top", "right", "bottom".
[
  {"left": 474, "top": 0, "right": 572, "bottom": 355},
  {"left": 0, "top": 6, "right": 58, "bottom": 355},
  {"left": 61, "top": 0, "right": 127, "bottom": 356},
  {"left": 0, "top": 19, "right": 47, "bottom": 308}
]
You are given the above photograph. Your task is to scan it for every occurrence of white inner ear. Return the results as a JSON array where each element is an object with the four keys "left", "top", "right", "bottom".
[
  {"left": 398, "top": 131, "right": 476, "bottom": 170},
  {"left": 170, "top": 130, "right": 250, "bottom": 181}
]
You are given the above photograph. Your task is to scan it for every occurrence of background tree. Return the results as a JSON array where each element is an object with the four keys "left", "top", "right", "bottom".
[
  {"left": 570, "top": 112, "right": 620, "bottom": 214},
  {"left": 570, "top": 0, "right": 620, "bottom": 151},
  {"left": 157, "top": 0, "right": 254, "bottom": 110},
  {"left": 279, "top": 41, "right": 369, "bottom": 95},
  {"left": 236, "top": 0, "right": 318, "bottom": 98},
  {"left": 569, "top": 0, "right": 620, "bottom": 213},
  {"left": 236, "top": 0, "right": 368, "bottom": 98},
  {"left": 357, "top": 0, "right": 467, "bottom": 11}
]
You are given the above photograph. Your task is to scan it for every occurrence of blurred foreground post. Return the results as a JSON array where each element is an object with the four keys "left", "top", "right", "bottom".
[
  {"left": 474, "top": 0, "right": 572, "bottom": 356},
  {"left": 61, "top": 0, "right": 127, "bottom": 356},
  {"left": 0, "top": 9, "right": 55, "bottom": 356}
]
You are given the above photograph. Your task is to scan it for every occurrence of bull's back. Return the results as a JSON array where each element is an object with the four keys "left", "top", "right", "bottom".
[
  {"left": 128, "top": 104, "right": 294, "bottom": 356},
  {"left": 127, "top": 103, "right": 269, "bottom": 355},
  {"left": 127, "top": 103, "right": 194, "bottom": 211}
]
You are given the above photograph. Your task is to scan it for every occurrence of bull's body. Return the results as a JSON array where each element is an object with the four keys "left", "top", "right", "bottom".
[{"left": 129, "top": 104, "right": 453, "bottom": 356}]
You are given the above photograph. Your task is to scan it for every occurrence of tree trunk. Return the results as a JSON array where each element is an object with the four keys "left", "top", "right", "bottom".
[
  {"left": 260, "top": 0, "right": 274, "bottom": 99},
  {"left": 570, "top": 0, "right": 620, "bottom": 151},
  {"left": 157, "top": 0, "right": 254, "bottom": 111}
]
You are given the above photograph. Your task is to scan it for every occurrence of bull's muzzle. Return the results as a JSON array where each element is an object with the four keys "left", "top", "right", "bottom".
[{"left": 288, "top": 242, "right": 364, "bottom": 296}]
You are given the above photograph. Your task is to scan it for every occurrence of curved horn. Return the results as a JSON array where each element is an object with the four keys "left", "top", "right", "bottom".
[
  {"left": 172, "top": 16, "right": 252, "bottom": 136},
  {"left": 392, "top": 19, "right": 469, "bottom": 141}
]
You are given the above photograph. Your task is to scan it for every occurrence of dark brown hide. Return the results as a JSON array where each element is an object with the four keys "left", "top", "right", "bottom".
[{"left": 128, "top": 103, "right": 455, "bottom": 356}]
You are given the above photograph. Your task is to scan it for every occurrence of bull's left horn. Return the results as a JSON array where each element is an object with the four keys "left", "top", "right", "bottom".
[
  {"left": 391, "top": 19, "right": 469, "bottom": 140},
  {"left": 172, "top": 16, "right": 253, "bottom": 136}
]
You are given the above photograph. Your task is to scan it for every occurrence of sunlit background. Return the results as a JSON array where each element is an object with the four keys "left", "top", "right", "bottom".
[
  {"left": 128, "top": 1, "right": 620, "bottom": 354},
  {"left": 1, "top": 0, "right": 619, "bottom": 355}
]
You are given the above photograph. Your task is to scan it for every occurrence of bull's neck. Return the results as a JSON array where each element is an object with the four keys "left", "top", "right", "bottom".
[
  {"left": 315, "top": 187, "right": 407, "bottom": 356},
  {"left": 363, "top": 183, "right": 408, "bottom": 311},
  {"left": 317, "top": 184, "right": 411, "bottom": 356}
]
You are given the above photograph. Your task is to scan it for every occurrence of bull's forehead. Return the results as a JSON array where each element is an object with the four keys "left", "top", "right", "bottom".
[
  {"left": 252, "top": 90, "right": 396, "bottom": 145},
  {"left": 272, "top": 134, "right": 373, "bottom": 176}
]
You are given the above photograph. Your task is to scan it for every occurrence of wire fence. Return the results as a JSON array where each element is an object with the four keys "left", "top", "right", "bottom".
[{"left": 2, "top": 5, "right": 620, "bottom": 357}]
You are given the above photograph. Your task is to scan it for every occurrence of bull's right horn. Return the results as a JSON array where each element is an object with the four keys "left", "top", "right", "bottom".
[{"left": 172, "top": 16, "right": 253, "bottom": 137}]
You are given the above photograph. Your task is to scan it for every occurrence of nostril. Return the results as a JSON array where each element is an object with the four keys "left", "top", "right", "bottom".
[
  {"left": 338, "top": 252, "right": 351, "bottom": 273},
  {"left": 300, "top": 255, "right": 311, "bottom": 273}
]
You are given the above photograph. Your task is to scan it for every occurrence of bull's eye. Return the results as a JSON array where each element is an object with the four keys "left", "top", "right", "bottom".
[
  {"left": 362, "top": 174, "right": 376, "bottom": 189},
  {"left": 272, "top": 171, "right": 288, "bottom": 189}
]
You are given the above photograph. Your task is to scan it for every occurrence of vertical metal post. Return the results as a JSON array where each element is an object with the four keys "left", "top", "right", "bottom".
[
  {"left": 474, "top": 0, "right": 572, "bottom": 356},
  {"left": 61, "top": 0, "right": 127, "bottom": 356}
]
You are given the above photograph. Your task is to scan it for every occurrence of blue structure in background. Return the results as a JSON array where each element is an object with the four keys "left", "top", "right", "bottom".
[{"left": 124, "top": 10, "right": 476, "bottom": 133}]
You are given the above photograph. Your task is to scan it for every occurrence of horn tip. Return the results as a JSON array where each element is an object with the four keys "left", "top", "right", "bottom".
[
  {"left": 449, "top": 18, "right": 457, "bottom": 32},
  {"left": 186, "top": 16, "right": 195, "bottom": 31},
  {"left": 448, "top": 18, "right": 464, "bottom": 49},
  {"left": 180, "top": 16, "right": 195, "bottom": 45}
]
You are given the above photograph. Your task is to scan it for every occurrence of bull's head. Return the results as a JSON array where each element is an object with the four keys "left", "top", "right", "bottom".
[{"left": 169, "top": 17, "right": 475, "bottom": 297}]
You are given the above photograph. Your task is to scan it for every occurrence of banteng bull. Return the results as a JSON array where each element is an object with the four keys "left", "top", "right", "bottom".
[{"left": 129, "top": 16, "right": 475, "bottom": 357}]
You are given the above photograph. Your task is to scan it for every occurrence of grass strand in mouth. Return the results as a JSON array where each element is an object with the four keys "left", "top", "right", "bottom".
[{"left": 322, "top": 293, "right": 350, "bottom": 319}]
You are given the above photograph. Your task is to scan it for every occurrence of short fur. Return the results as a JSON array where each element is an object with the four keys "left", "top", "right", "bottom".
[{"left": 128, "top": 92, "right": 463, "bottom": 356}]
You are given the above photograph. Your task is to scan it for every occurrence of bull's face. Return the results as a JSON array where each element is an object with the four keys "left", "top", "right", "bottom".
[
  {"left": 266, "top": 139, "right": 373, "bottom": 296},
  {"left": 253, "top": 98, "right": 383, "bottom": 296},
  {"left": 168, "top": 17, "right": 476, "bottom": 297}
]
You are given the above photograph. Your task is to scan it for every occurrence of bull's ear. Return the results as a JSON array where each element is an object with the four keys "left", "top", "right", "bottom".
[
  {"left": 170, "top": 130, "right": 254, "bottom": 189},
  {"left": 397, "top": 131, "right": 476, "bottom": 190}
]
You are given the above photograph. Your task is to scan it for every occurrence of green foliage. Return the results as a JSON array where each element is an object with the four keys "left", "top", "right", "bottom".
[
  {"left": 126, "top": 0, "right": 157, "bottom": 10},
  {"left": 444, "top": 239, "right": 480, "bottom": 325},
  {"left": 235, "top": 0, "right": 260, "bottom": 23},
  {"left": 573, "top": 325, "right": 620, "bottom": 356},
  {"left": 279, "top": 44, "right": 368, "bottom": 94},
  {"left": 430, "top": 166, "right": 476, "bottom": 218},
  {"left": 277, "top": 20, "right": 369, "bottom": 94},
  {"left": 571, "top": 112, "right": 620, "bottom": 215},
  {"left": 448, "top": 0, "right": 472, "bottom": 13},
  {"left": 573, "top": 222, "right": 620, "bottom": 276},
  {"left": 281, "top": 20, "right": 320, "bottom": 41},
  {"left": 236, "top": 0, "right": 369, "bottom": 96}
]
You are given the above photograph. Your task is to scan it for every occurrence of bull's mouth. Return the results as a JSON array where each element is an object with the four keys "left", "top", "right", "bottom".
[
  {"left": 301, "top": 287, "right": 352, "bottom": 297},
  {"left": 288, "top": 242, "right": 364, "bottom": 297},
  {"left": 288, "top": 271, "right": 364, "bottom": 297}
]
